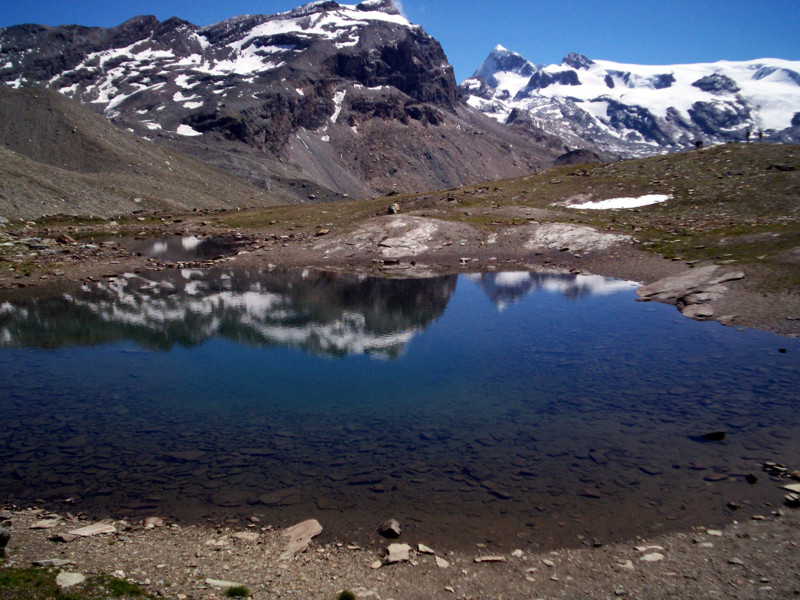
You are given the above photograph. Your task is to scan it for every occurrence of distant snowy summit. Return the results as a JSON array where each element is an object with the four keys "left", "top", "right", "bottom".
[{"left": 461, "top": 45, "right": 800, "bottom": 157}]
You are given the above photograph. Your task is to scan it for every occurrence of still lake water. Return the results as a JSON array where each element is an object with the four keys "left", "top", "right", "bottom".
[{"left": 1, "top": 268, "right": 799, "bottom": 549}]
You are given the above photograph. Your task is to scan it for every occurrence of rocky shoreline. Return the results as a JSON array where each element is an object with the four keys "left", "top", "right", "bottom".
[
  {"left": 0, "top": 209, "right": 798, "bottom": 338},
  {"left": 2, "top": 503, "right": 800, "bottom": 599}
]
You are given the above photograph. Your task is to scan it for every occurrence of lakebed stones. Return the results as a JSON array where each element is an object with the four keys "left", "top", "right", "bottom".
[{"left": 280, "top": 519, "right": 322, "bottom": 560}]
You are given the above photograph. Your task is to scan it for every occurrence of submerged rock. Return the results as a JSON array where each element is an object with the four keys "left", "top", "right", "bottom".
[{"left": 379, "top": 518, "right": 402, "bottom": 538}]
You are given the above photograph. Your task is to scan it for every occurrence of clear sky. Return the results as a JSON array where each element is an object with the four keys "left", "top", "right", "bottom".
[{"left": 2, "top": 0, "right": 799, "bottom": 81}]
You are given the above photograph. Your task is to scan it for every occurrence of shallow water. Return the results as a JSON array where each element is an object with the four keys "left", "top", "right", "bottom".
[{"left": 1, "top": 268, "right": 798, "bottom": 550}]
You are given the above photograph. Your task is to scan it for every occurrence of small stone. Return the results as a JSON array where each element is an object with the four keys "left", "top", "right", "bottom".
[
  {"left": 618, "top": 560, "right": 635, "bottom": 571},
  {"left": 68, "top": 522, "right": 116, "bottom": 537},
  {"left": 232, "top": 532, "right": 260, "bottom": 542},
  {"left": 543, "top": 559, "right": 556, "bottom": 567},
  {"left": 475, "top": 555, "right": 507, "bottom": 563},
  {"left": 370, "top": 560, "right": 382, "bottom": 570},
  {"left": 783, "top": 493, "right": 800, "bottom": 508},
  {"left": 417, "top": 543, "right": 435, "bottom": 555},
  {"left": 728, "top": 557, "right": 745, "bottom": 566},
  {"left": 378, "top": 519, "right": 402, "bottom": 539},
  {"left": 30, "top": 518, "right": 61, "bottom": 529},
  {"left": 387, "top": 203, "right": 400, "bottom": 215},
  {"left": 205, "top": 578, "right": 244, "bottom": 589},
  {"left": 745, "top": 473, "right": 758, "bottom": 484},
  {"left": 640, "top": 553, "right": 665, "bottom": 562},
  {"left": 707, "top": 530, "right": 723, "bottom": 537},
  {"left": 444, "top": 586, "right": 455, "bottom": 594},
  {"left": 704, "top": 473, "right": 728, "bottom": 482},
  {"left": 386, "top": 543, "right": 412, "bottom": 564},
  {"left": 144, "top": 517, "right": 164, "bottom": 529},
  {"left": 56, "top": 572, "right": 86, "bottom": 588},
  {"left": 435, "top": 557, "right": 450, "bottom": 569},
  {"left": 511, "top": 549, "right": 524, "bottom": 558},
  {"left": 32, "top": 559, "right": 75, "bottom": 567},
  {"left": 700, "top": 431, "right": 726, "bottom": 442},
  {"left": 782, "top": 483, "right": 800, "bottom": 493},
  {"left": 315, "top": 228, "right": 330, "bottom": 236}
]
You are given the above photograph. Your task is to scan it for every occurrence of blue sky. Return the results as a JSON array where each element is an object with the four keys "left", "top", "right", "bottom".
[{"left": 2, "top": 0, "right": 799, "bottom": 81}]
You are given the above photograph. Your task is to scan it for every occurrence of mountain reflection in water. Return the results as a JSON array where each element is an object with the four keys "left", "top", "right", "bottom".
[
  {"left": 0, "top": 269, "right": 634, "bottom": 355},
  {"left": 1, "top": 268, "right": 799, "bottom": 550}
]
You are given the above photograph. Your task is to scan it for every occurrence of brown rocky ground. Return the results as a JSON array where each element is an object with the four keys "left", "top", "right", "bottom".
[{"left": 2, "top": 503, "right": 800, "bottom": 600}]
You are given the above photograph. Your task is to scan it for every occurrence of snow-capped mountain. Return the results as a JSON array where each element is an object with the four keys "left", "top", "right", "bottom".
[
  {"left": 461, "top": 46, "right": 800, "bottom": 158},
  {"left": 0, "top": 2, "right": 559, "bottom": 203}
]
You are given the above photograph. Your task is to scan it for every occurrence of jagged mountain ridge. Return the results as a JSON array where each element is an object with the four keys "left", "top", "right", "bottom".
[
  {"left": 461, "top": 45, "right": 800, "bottom": 158},
  {"left": 0, "top": 1, "right": 561, "bottom": 204}
]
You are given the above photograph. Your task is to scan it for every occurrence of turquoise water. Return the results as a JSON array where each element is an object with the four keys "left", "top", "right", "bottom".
[{"left": 1, "top": 268, "right": 798, "bottom": 549}]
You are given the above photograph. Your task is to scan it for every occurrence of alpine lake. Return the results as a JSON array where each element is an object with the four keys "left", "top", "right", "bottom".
[{"left": 2, "top": 243, "right": 799, "bottom": 550}]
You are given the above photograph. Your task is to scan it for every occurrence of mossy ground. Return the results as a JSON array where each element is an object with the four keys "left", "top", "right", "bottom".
[{"left": 0, "top": 566, "right": 150, "bottom": 600}]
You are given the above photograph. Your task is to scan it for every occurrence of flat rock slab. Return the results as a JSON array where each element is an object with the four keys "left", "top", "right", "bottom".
[
  {"left": 418, "top": 543, "right": 435, "bottom": 555},
  {"left": 32, "top": 558, "right": 75, "bottom": 567},
  {"left": 56, "top": 572, "right": 86, "bottom": 588},
  {"left": 232, "top": 532, "right": 260, "bottom": 542},
  {"left": 280, "top": 519, "right": 322, "bottom": 560},
  {"left": 68, "top": 522, "right": 117, "bottom": 537},
  {"left": 519, "top": 223, "right": 630, "bottom": 253},
  {"left": 206, "top": 578, "right": 244, "bottom": 589},
  {"left": 637, "top": 265, "right": 746, "bottom": 321},
  {"left": 475, "top": 555, "right": 508, "bottom": 563},
  {"left": 29, "top": 518, "right": 61, "bottom": 529},
  {"left": 386, "top": 543, "right": 412, "bottom": 564},
  {"left": 640, "top": 552, "right": 665, "bottom": 562}
]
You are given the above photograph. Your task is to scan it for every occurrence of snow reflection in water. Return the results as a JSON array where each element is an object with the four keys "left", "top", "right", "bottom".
[{"left": 1, "top": 268, "right": 798, "bottom": 549}]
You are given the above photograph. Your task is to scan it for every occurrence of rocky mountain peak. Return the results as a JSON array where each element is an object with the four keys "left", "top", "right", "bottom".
[
  {"left": 473, "top": 45, "right": 538, "bottom": 89},
  {"left": 356, "top": 0, "right": 402, "bottom": 15},
  {"left": 0, "top": 0, "right": 559, "bottom": 204},
  {"left": 561, "top": 52, "right": 593, "bottom": 70}
]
